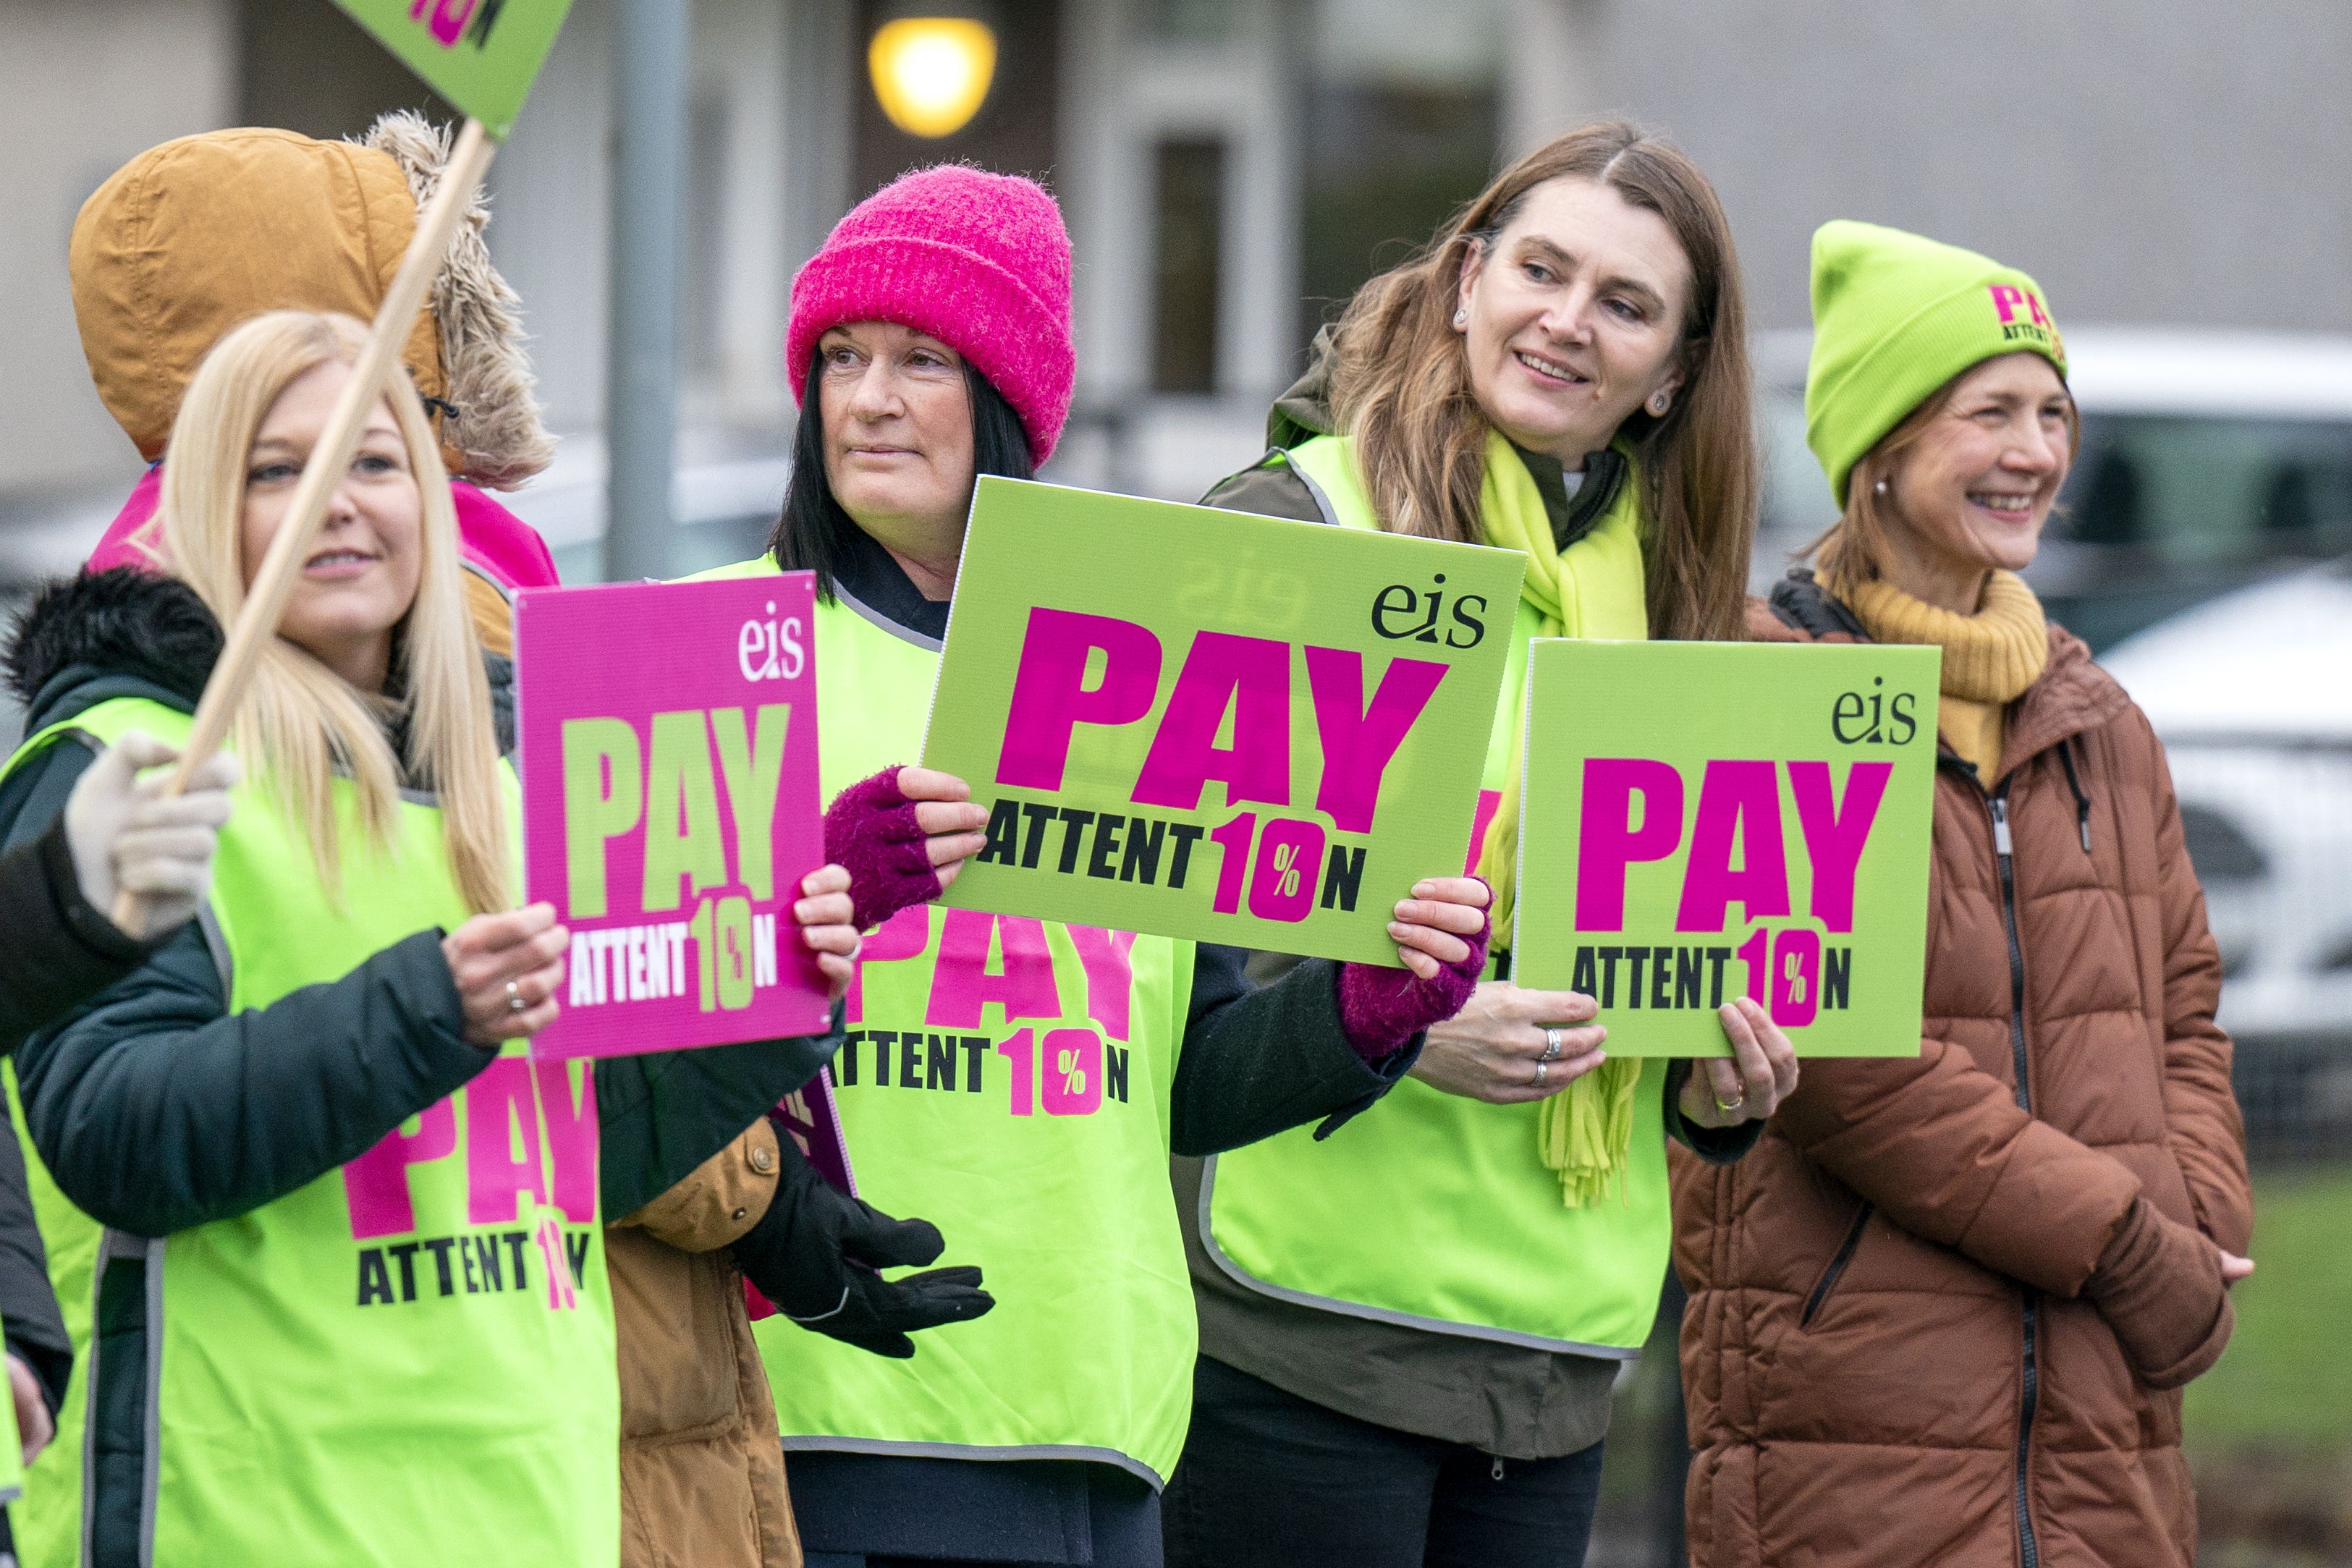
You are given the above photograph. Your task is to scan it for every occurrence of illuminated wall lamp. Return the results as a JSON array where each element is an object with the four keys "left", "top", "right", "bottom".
[{"left": 868, "top": 4, "right": 1000, "bottom": 140}]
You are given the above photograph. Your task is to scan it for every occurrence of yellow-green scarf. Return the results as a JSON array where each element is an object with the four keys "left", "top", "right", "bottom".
[{"left": 1470, "top": 432, "right": 1649, "bottom": 1207}]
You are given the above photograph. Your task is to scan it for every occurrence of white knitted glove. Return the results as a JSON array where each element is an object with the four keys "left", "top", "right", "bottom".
[{"left": 64, "top": 732, "right": 238, "bottom": 941}]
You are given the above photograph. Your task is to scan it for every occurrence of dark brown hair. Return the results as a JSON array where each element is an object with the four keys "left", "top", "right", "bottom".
[{"left": 1325, "top": 121, "right": 1756, "bottom": 642}]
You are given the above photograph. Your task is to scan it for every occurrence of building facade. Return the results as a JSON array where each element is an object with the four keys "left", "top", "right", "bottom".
[{"left": 6, "top": 0, "right": 2352, "bottom": 572}]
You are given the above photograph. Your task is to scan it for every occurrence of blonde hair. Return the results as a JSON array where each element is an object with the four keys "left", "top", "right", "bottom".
[
  {"left": 156, "top": 310, "right": 511, "bottom": 914},
  {"left": 1326, "top": 121, "right": 1756, "bottom": 643}
]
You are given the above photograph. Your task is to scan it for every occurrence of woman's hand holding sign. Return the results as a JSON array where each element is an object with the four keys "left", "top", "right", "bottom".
[
  {"left": 1412, "top": 983, "right": 1610, "bottom": 1104},
  {"left": 1385, "top": 876, "right": 1492, "bottom": 979},
  {"left": 1337, "top": 877, "right": 1495, "bottom": 1060},
  {"left": 1678, "top": 996, "right": 1801, "bottom": 1129},
  {"left": 899, "top": 767, "right": 992, "bottom": 889},
  {"left": 793, "top": 863, "right": 863, "bottom": 1001},
  {"left": 444, "top": 903, "right": 570, "bottom": 1048},
  {"left": 823, "top": 765, "right": 989, "bottom": 931}
]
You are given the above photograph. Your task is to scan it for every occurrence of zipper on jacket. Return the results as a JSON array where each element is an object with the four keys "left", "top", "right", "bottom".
[
  {"left": 1799, "top": 1202, "right": 1873, "bottom": 1329},
  {"left": 1987, "top": 785, "right": 2042, "bottom": 1568},
  {"left": 2055, "top": 741, "right": 2093, "bottom": 855}
]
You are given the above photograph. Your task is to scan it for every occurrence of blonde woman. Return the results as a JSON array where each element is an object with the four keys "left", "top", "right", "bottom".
[{"left": 0, "top": 311, "right": 862, "bottom": 1567}]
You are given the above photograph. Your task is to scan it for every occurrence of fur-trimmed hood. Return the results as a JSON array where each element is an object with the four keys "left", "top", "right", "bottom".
[
  {"left": 4, "top": 569, "right": 219, "bottom": 735},
  {"left": 68, "top": 112, "right": 553, "bottom": 491}
]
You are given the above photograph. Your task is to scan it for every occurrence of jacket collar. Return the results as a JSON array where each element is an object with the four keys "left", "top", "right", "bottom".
[
  {"left": 8, "top": 569, "right": 219, "bottom": 736},
  {"left": 1510, "top": 441, "right": 1630, "bottom": 552},
  {"left": 831, "top": 526, "right": 950, "bottom": 646},
  {"left": 1762, "top": 567, "right": 2131, "bottom": 784}
]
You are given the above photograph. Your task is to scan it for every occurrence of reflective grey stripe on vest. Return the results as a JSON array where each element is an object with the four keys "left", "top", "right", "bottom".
[
  {"left": 834, "top": 580, "right": 943, "bottom": 653},
  {"left": 81, "top": 1230, "right": 166, "bottom": 1568},
  {"left": 1279, "top": 449, "right": 1343, "bottom": 528},
  {"left": 1194, "top": 1155, "right": 1641, "bottom": 1360},
  {"left": 460, "top": 559, "right": 515, "bottom": 606},
  {"left": 778, "top": 1435, "right": 1167, "bottom": 1492}
]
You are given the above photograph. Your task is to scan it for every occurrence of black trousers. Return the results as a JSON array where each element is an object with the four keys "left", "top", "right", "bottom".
[
  {"left": 1162, "top": 1357, "right": 1604, "bottom": 1568},
  {"left": 792, "top": 1451, "right": 1162, "bottom": 1568}
]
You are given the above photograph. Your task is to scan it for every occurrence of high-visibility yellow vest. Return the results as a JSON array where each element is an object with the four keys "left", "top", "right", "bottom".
[
  {"left": 1201, "top": 433, "right": 1672, "bottom": 1355},
  {"left": 1, "top": 698, "right": 615, "bottom": 1567},
  {"left": 690, "top": 559, "right": 1201, "bottom": 1488}
]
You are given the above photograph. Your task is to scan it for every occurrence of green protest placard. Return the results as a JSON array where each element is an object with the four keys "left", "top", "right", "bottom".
[
  {"left": 1511, "top": 639, "right": 1939, "bottom": 1055},
  {"left": 921, "top": 477, "right": 1528, "bottom": 963},
  {"left": 330, "top": 0, "right": 574, "bottom": 138}
]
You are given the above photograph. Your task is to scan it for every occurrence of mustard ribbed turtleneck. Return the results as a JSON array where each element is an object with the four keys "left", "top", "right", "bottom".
[{"left": 1844, "top": 570, "right": 2048, "bottom": 780}]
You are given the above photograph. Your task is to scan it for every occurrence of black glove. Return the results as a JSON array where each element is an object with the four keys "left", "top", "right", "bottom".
[{"left": 729, "top": 1124, "right": 995, "bottom": 1358}]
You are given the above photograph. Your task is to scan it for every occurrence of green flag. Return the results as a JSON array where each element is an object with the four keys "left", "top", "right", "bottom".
[
  {"left": 330, "top": 0, "right": 574, "bottom": 139},
  {"left": 922, "top": 478, "right": 1527, "bottom": 963},
  {"left": 1511, "top": 638, "right": 1939, "bottom": 1055}
]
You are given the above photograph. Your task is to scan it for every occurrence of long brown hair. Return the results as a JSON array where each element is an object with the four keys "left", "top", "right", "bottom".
[{"left": 1326, "top": 122, "right": 1755, "bottom": 641}]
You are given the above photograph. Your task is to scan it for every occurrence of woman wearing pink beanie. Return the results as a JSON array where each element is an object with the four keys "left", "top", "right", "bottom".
[{"left": 689, "top": 164, "right": 1494, "bottom": 1568}]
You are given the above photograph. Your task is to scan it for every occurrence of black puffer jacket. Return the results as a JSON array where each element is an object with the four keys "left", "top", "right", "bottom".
[{"left": 0, "top": 823, "right": 154, "bottom": 1051}]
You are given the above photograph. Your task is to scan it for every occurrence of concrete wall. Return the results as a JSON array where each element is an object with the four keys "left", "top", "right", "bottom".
[
  {"left": 486, "top": 0, "right": 795, "bottom": 441},
  {"left": 0, "top": 0, "right": 236, "bottom": 498},
  {"left": 1566, "top": 0, "right": 2352, "bottom": 334}
]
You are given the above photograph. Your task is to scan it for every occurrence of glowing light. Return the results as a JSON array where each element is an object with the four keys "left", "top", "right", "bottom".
[{"left": 868, "top": 18, "right": 999, "bottom": 140}]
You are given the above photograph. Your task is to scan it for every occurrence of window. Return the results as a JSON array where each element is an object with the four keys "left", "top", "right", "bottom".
[
  {"left": 683, "top": 92, "right": 731, "bottom": 376},
  {"left": 1152, "top": 138, "right": 1225, "bottom": 394},
  {"left": 1141, "top": 0, "right": 1241, "bottom": 43},
  {"left": 1300, "top": 0, "right": 1501, "bottom": 344},
  {"left": 2057, "top": 414, "right": 2352, "bottom": 561}
]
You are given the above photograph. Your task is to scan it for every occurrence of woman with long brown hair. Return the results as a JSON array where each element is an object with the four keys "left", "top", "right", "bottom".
[{"left": 1167, "top": 122, "right": 1796, "bottom": 1568}]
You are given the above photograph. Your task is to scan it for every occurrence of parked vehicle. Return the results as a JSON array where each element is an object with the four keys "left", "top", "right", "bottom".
[
  {"left": 2100, "top": 562, "right": 2352, "bottom": 1153},
  {"left": 1756, "top": 327, "right": 2352, "bottom": 650}
]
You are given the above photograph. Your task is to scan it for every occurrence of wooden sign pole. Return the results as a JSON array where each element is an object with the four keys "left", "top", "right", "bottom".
[{"left": 112, "top": 116, "right": 498, "bottom": 929}]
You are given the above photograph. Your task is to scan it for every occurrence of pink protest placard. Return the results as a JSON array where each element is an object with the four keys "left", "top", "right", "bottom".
[{"left": 515, "top": 575, "right": 834, "bottom": 1059}]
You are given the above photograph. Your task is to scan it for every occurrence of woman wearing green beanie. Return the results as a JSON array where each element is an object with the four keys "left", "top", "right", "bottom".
[
  {"left": 1672, "top": 220, "right": 2255, "bottom": 1567},
  {"left": 1164, "top": 122, "right": 1798, "bottom": 1568}
]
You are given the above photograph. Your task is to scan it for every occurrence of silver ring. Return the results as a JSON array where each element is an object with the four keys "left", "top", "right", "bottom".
[
  {"left": 1714, "top": 1080, "right": 1746, "bottom": 1113},
  {"left": 506, "top": 980, "right": 526, "bottom": 1014},
  {"left": 1534, "top": 1061, "right": 1549, "bottom": 1087},
  {"left": 1542, "top": 1028, "right": 1562, "bottom": 1063}
]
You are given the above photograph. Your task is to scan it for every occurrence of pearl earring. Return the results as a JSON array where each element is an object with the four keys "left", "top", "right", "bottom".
[
  {"left": 1648, "top": 390, "right": 1672, "bottom": 417},
  {"left": 1452, "top": 308, "right": 1468, "bottom": 330},
  {"left": 1874, "top": 478, "right": 1890, "bottom": 495}
]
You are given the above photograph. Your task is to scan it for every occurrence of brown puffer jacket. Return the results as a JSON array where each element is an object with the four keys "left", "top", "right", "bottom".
[
  {"left": 1672, "top": 581, "right": 2254, "bottom": 1568},
  {"left": 613, "top": 1119, "right": 802, "bottom": 1568}
]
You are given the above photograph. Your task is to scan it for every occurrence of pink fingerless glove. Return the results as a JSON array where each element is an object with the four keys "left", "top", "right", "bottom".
[
  {"left": 822, "top": 767, "right": 942, "bottom": 931},
  {"left": 1334, "top": 886, "right": 1491, "bottom": 1061}
]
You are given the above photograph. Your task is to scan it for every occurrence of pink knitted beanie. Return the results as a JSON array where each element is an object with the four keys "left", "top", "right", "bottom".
[{"left": 787, "top": 165, "right": 1075, "bottom": 465}]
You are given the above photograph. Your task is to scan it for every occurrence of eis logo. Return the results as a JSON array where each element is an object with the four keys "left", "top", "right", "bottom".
[
  {"left": 1988, "top": 283, "right": 2061, "bottom": 357},
  {"left": 738, "top": 600, "right": 807, "bottom": 682},
  {"left": 405, "top": 0, "right": 509, "bottom": 50}
]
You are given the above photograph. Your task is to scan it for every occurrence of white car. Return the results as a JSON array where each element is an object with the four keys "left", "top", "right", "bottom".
[
  {"left": 2099, "top": 566, "right": 2352, "bottom": 1148},
  {"left": 2101, "top": 567, "right": 2352, "bottom": 1027}
]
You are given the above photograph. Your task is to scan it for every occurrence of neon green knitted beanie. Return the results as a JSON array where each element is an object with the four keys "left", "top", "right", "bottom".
[{"left": 1805, "top": 220, "right": 2067, "bottom": 507}]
